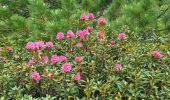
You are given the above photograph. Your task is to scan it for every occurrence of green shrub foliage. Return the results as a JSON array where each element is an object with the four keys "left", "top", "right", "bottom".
[{"left": 0, "top": 0, "right": 170, "bottom": 99}]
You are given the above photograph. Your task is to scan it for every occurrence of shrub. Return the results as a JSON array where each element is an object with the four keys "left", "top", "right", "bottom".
[{"left": 0, "top": 0, "right": 170, "bottom": 99}]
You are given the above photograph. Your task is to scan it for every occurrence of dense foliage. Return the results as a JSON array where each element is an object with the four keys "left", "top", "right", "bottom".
[{"left": 0, "top": 0, "right": 170, "bottom": 99}]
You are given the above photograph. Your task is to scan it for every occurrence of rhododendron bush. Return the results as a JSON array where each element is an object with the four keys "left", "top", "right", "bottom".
[{"left": 0, "top": 0, "right": 170, "bottom": 99}]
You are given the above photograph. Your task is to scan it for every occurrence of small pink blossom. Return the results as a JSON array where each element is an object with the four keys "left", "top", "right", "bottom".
[
  {"left": 25, "top": 41, "right": 44, "bottom": 50},
  {"left": 51, "top": 55, "right": 60, "bottom": 64},
  {"left": 56, "top": 32, "right": 64, "bottom": 40},
  {"left": 67, "top": 30, "right": 75, "bottom": 38},
  {"left": 61, "top": 63, "right": 71, "bottom": 73},
  {"left": 118, "top": 33, "right": 126, "bottom": 39},
  {"left": 59, "top": 55, "right": 67, "bottom": 62},
  {"left": 114, "top": 64, "right": 122, "bottom": 71},
  {"left": 27, "top": 59, "right": 35, "bottom": 66},
  {"left": 98, "top": 17, "right": 106, "bottom": 25},
  {"left": 76, "top": 42, "right": 83, "bottom": 47},
  {"left": 97, "top": 38, "right": 102, "bottom": 42},
  {"left": 45, "top": 42, "right": 53, "bottom": 48},
  {"left": 30, "top": 71, "right": 41, "bottom": 81},
  {"left": 83, "top": 29, "right": 89, "bottom": 35},
  {"left": 88, "top": 13, "right": 95, "bottom": 19},
  {"left": 35, "top": 41, "right": 44, "bottom": 48},
  {"left": 76, "top": 30, "right": 85, "bottom": 39},
  {"left": 7, "top": 47, "right": 13, "bottom": 52},
  {"left": 26, "top": 42, "right": 36, "bottom": 50},
  {"left": 74, "top": 56, "right": 83, "bottom": 63},
  {"left": 76, "top": 29, "right": 89, "bottom": 39},
  {"left": 97, "top": 31, "right": 104, "bottom": 37},
  {"left": 86, "top": 26, "right": 93, "bottom": 32},
  {"left": 80, "top": 13, "right": 88, "bottom": 20},
  {"left": 42, "top": 56, "right": 49, "bottom": 63},
  {"left": 151, "top": 51, "right": 162, "bottom": 58},
  {"left": 73, "top": 73, "right": 81, "bottom": 80},
  {"left": 110, "top": 40, "right": 116, "bottom": 45}
]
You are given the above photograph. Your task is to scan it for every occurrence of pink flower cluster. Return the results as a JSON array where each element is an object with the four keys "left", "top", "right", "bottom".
[
  {"left": 56, "top": 32, "right": 64, "bottom": 40},
  {"left": 80, "top": 13, "right": 95, "bottom": 20},
  {"left": 27, "top": 55, "right": 49, "bottom": 66},
  {"left": 110, "top": 40, "right": 116, "bottom": 45},
  {"left": 26, "top": 41, "right": 53, "bottom": 50},
  {"left": 59, "top": 55, "right": 67, "bottom": 62},
  {"left": 74, "top": 56, "right": 83, "bottom": 63},
  {"left": 151, "top": 50, "right": 162, "bottom": 58},
  {"left": 67, "top": 30, "right": 75, "bottom": 38},
  {"left": 73, "top": 73, "right": 81, "bottom": 80},
  {"left": 97, "top": 30, "right": 104, "bottom": 43},
  {"left": 98, "top": 17, "right": 106, "bottom": 25},
  {"left": 27, "top": 59, "right": 35, "bottom": 66},
  {"left": 80, "top": 13, "right": 106, "bottom": 25},
  {"left": 45, "top": 42, "right": 54, "bottom": 48},
  {"left": 41, "top": 56, "right": 49, "bottom": 63},
  {"left": 76, "top": 42, "right": 83, "bottom": 47},
  {"left": 61, "top": 63, "right": 71, "bottom": 73},
  {"left": 114, "top": 64, "right": 123, "bottom": 71},
  {"left": 7, "top": 47, "right": 13, "bottom": 52},
  {"left": 86, "top": 26, "right": 93, "bottom": 32},
  {"left": 56, "top": 30, "right": 75, "bottom": 40},
  {"left": 30, "top": 71, "right": 41, "bottom": 81},
  {"left": 97, "top": 30, "right": 104, "bottom": 37},
  {"left": 51, "top": 55, "right": 67, "bottom": 64},
  {"left": 76, "top": 29, "right": 90, "bottom": 39},
  {"left": 118, "top": 33, "right": 126, "bottom": 39}
]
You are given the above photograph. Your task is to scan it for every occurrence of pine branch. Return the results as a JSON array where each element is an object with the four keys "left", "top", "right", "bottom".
[{"left": 157, "top": 6, "right": 169, "bottom": 19}]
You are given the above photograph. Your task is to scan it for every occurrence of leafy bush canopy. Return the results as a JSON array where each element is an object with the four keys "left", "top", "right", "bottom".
[{"left": 0, "top": 0, "right": 170, "bottom": 99}]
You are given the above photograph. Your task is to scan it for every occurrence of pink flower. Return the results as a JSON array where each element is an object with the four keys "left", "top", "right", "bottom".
[
  {"left": 26, "top": 41, "right": 45, "bottom": 50},
  {"left": 74, "top": 56, "right": 83, "bottom": 63},
  {"left": 73, "top": 73, "right": 81, "bottom": 80},
  {"left": 83, "top": 29, "right": 89, "bottom": 35},
  {"left": 26, "top": 42, "right": 36, "bottom": 50},
  {"left": 114, "top": 64, "right": 122, "bottom": 71},
  {"left": 80, "top": 13, "right": 88, "bottom": 20},
  {"left": 67, "top": 30, "right": 75, "bottom": 38},
  {"left": 151, "top": 51, "right": 162, "bottom": 58},
  {"left": 7, "top": 47, "right": 13, "bottom": 52},
  {"left": 86, "top": 26, "right": 93, "bottom": 32},
  {"left": 118, "top": 33, "right": 126, "bottom": 39},
  {"left": 51, "top": 55, "right": 60, "bottom": 64},
  {"left": 98, "top": 17, "right": 106, "bottom": 25},
  {"left": 76, "top": 42, "right": 83, "bottom": 47},
  {"left": 59, "top": 55, "right": 67, "bottom": 62},
  {"left": 110, "top": 40, "right": 116, "bottom": 45},
  {"left": 76, "top": 30, "right": 85, "bottom": 39},
  {"left": 97, "top": 38, "right": 102, "bottom": 42},
  {"left": 42, "top": 56, "right": 48, "bottom": 63},
  {"left": 35, "top": 41, "right": 44, "bottom": 48},
  {"left": 61, "top": 63, "right": 71, "bottom": 73},
  {"left": 45, "top": 42, "right": 53, "bottom": 48},
  {"left": 76, "top": 29, "right": 89, "bottom": 39},
  {"left": 56, "top": 32, "right": 64, "bottom": 40},
  {"left": 88, "top": 13, "right": 95, "bottom": 19},
  {"left": 27, "top": 59, "right": 35, "bottom": 66},
  {"left": 97, "top": 31, "right": 104, "bottom": 37},
  {"left": 30, "top": 71, "right": 41, "bottom": 81}
]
